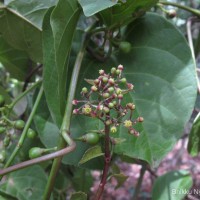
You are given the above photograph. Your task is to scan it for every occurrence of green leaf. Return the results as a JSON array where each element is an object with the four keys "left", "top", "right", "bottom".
[
  {"left": 72, "top": 168, "right": 93, "bottom": 193},
  {"left": 72, "top": 13, "right": 197, "bottom": 166},
  {"left": 187, "top": 113, "right": 200, "bottom": 156},
  {"left": 0, "top": 6, "right": 42, "bottom": 62},
  {"left": 43, "top": 0, "right": 81, "bottom": 126},
  {"left": 78, "top": 0, "right": 117, "bottom": 17},
  {"left": 152, "top": 170, "right": 193, "bottom": 200},
  {"left": 33, "top": 93, "right": 59, "bottom": 148},
  {"left": 0, "top": 190, "right": 18, "bottom": 200},
  {"left": 70, "top": 192, "right": 87, "bottom": 200},
  {"left": 5, "top": 0, "right": 57, "bottom": 28},
  {"left": 0, "top": 36, "right": 29, "bottom": 80},
  {"left": 99, "top": 0, "right": 158, "bottom": 26},
  {"left": 110, "top": 173, "right": 128, "bottom": 189},
  {"left": 113, "top": 13, "right": 197, "bottom": 166},
  {"left": 79, "top": 145, "right": 104, "bottom": 165},
  {"left": 0, "top": 165, "right": 48, "bottom": 200}
]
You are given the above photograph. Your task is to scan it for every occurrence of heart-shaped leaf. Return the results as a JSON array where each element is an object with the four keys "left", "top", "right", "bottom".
[{"left": 0, "top": 6, "right": 42, "bottom": 62}]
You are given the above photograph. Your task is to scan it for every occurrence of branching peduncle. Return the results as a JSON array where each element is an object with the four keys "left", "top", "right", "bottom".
[{"left": 95, "top": 124, "right": 111, "bottom": 200}]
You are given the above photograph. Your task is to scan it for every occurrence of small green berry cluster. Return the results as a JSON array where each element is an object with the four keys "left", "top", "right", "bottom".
[
  {"left": 72, "top": 65, "right": 143, "bottom": 142},
  {"left": 0, "top": 94, "right": 37, "bottom": 163}
]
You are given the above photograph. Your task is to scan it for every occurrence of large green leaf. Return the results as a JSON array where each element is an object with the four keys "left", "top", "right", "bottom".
[
  {"left": 0, "top": 165, "right": 48, "bottom": 200},
  {"left": 5, "top": 0, "right": 57, "bottom": 29},
  {"left": 99, "top": 0, "right": 158, "bottom": 26},
  {"left": 187, "top": 113, "right": 200, "bottom": 156},
  {"left": 152, "top": 170, "right": 193, "bottom": 200},
  {"left": 113, "top": 13, "right": 197, "bottom": 166},
  {"left": 0, "top": 36, "right": 29, "bottom": 80},
  {"left": 78, "top": 0, "right": 117, "bottom": 17},
  {"left": 43, "top": 0, "right": 81, "bottom": 126},
  {"left": 71, "top": 13, "right": 197, "bottom": 166},
  {"left": 0, "top": 6, "right": 42, "bottom": 62}
]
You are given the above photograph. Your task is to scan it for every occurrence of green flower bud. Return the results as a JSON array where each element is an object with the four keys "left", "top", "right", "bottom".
[{"left": 82, "top": 87, "right": 88, "bottom": 94}]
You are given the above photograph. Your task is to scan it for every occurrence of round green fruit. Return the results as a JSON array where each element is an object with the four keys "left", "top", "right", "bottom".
[
  {"left": 29, "top": 147, "right": 44, "bottom": 159},
  {"left": 84, "top": 133, "right": 100, "bottom": 145},
  {"left": 27, "top": 128, "right": 37, "bottom": 139},
  {"left": 14, "top": 120, "right": 25, "bottom": 130},
  {"left": 0, "top": 127, "right": 6, "bottom": 134},
  {"left": 0, "top": 150, "right": 6, "bottom": 163},
  {"left": 119, "top": 41, "right": 131, "bottom": 53}
]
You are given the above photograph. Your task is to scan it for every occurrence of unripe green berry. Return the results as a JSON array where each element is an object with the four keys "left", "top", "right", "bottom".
[
  {"left": 82, "top": 87, "right": 88, "bottom": 94},
  {"left": 120, "top": 78, "right": 127, "bottom": 83},
  {"left": 0, "top": 95, "right": 5, "bottom": 107},
  {"left": 102, "top": 77, "right": 108, "bottom": 83},
  {"left": 3, "top": 136, "right": 10, "bottom": 147},
  {"left": 27, "top": 128, "right": 37, "bottom": 139},
  {"left": 116, "top": 69, "right": 120, "bottom": 75},
  {"left": 105, "top": 119, "right": 112, "bottom": 125},
  {"left": 84, "top": 133, "right": 100, "bottom": 145},
  {"left": 111, "top": 67, "right": 116, "bottom": 74},
  {"left": 94, "top": 79, "right": 100, "bottom": 85},
  {"left": 91, "top": 85, "right": 98, "bottom": 92},
  {"left": 108, "top": 102, "right": 114, "bottom": 108},
  {"left": 0, "top": 127, "right": 6, "bottom": 134},
  {"left": 108, "top": 78, "right": 115, "bottom": 85},
  {"left": 103, "top": 107, "right": 110, "bottom": 113},
  {"left": 29, "top": 147, "right": 44, "bottom": 159},
  {"left": 0, "top": 150, "right": 6, "bottom": 163},
  {"left": 108, "top": 87, "right": 114, "bottom": 93},
  {"left": 14, "top": 120, "right": 25, "bottom": 130},
  {"left": 118, "top": 94, "right": 123, "bottom": 99},
  {"left": 119, "top": 41, "right": 131, "bottom": 53},
  {"left": 103, "top": 93, "right": 110, "bottom": 99},
  {"left": 112, "top": 101, "right": 117, "bottom": 105},
  {"left": 116, "top": 88, "right": 122, "bottom": 95}
]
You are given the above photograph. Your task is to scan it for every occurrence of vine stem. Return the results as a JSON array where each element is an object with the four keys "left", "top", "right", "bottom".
[
  {"left": 132, "top": 165, "right": 146, "bottom": 200},
  {"left": 95, "top": 124, "right": 111, "bottom": 200},
  {"left": 3, "top": 85, "right": 44, "bottom": 169},
  {"left": 159, "top": 1, "right": 200, "bottom": 17},
  {"left": 186, "top": 17, "right": 200, "bottom": 94},
  {"left": 43, "top": 36, "right": 87, "bottom": 200}
]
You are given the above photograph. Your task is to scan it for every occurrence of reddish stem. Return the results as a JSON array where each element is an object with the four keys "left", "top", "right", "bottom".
[{"left": 95, "top": 124, "right": 111, "bottom": 200}]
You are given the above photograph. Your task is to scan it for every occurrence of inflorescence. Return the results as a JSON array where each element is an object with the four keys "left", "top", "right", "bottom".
[{"left": 72, "top": 65, "right": 143, "bottom": 137}]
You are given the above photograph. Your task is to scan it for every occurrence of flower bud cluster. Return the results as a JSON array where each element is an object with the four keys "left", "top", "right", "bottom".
[{"left": 72, "top": 65, "right": 143, "bottom": 137}]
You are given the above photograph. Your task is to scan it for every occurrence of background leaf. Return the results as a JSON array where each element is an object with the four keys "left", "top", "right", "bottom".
[
  {"left": 152, "top": 170, "right": 193, "bottom": 200},
  {"left": 99, "top": 0, "right": 158, "bottom": 26},
  {"left": 70, "top": 192, "right": 87, "bottom": 200},
  {"left": 113, "top": 13, "right": 197, "bottom": 166},
  {"left": 0, "top": 165, "right": 49, "bottom": 200},
  {"left": 43, "top": 0, "right": 81, "bottom": 126},
  {"left": 78, "top": 0, "right": 117, "bottom": 17},
  {"left": 5, "top": 0, "right": 57, "bottom": 28},
  {"left": 0, "top": 36, "right": 29, "bottom": 80},
  {"left": 187, "top": 113, "right": 200, "bottom": 156},
  {"left": 0, "top": 6, "right": 42, "bottom": 62}
]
